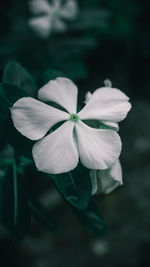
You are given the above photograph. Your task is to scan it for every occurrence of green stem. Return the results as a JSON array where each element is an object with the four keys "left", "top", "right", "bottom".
[{"left": 12, "top": 160, "right": 18, "bottom": 226}]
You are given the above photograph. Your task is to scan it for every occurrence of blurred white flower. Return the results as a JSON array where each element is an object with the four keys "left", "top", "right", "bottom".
[
  {"left": 28, "top": 0, "right": 78, "bottom": 38},
  {"left": 90, "top": 160, "right": 123, "bottom": 194},
  {"left": 11, "top": 77, "right": 131, "bottom": 174},
  {"left": 91, "top": 239, "right": 110, "bottom": 256}
]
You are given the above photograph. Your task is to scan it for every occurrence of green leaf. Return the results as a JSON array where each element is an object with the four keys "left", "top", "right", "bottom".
[
  {"left": 99, "top": 123, "right": 110, "bottom": 130},
  {"left": 28, "top": 196, "right": 59, "bottom": 232},
  {"left": 50, "top": 163, "right": 92, "bottom": 210},
  {"left": 0, "top": 83, "right": 28, "bottom": 141},
  {"left": 0, "top": 162, "right": 31, "bottom": 241},
  {"left": 5, "top": 115, "right": 34, "bottom": 159},
  {"left": 0, "top": 86, "right": 10, "bottom": 139},
  {"left": 0, "top": 83, "right": 28, "bottom": 107},
  {"left": 99, "top": 122, "right": 118, "bottom": 131},
  {"left": 0, "top": 84, "right": 33, "bottom": 158},
  {"left": 43, "top": 69, "right": 66, "bottom": 83},
  {"left": 3, "top": 61, "right": 37, "bottom": 97},
  {"left": 72, "top": 198, "right": 107, "bottom": 237}
]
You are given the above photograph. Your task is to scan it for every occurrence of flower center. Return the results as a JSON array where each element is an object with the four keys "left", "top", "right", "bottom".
[{"left": 70, "top": 114, "right": 79, "bottom": 122}]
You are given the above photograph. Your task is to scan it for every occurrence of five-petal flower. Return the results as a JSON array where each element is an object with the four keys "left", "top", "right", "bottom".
[
  {"left": 28, "top": 0, "right": 78, "bottom": 38},
  {"left": 11, "top": 77, "right": 131, "bottom": 174}
]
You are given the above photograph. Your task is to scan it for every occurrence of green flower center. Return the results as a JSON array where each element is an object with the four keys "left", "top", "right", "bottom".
[{"left": 70, "top": 114, "right": 79, "bottom": 122}]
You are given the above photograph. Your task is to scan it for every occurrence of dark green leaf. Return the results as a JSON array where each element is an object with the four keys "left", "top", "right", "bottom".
[
  {"left": 43, "top": 69, "right": 66, "bottom": 83},
  {"left": 5, "top": 114, "right": 34, "bottom": 159},
  {"left": 0, "top": 83, "right": 28, "bottom": 107},
  {"left": 0, "top": 83, "right": 28, "bottom": 141},
  {"left": 28, "top": 196, "right": 59, "bottom": 232},
  {"left": 0, "top": 88, "right": 9, "bottom": 139},
  {"left": 3, "top": 61, "right": 37, "bottom": 97},
  {"left": 72, "top": 198, "right": 107, "bottom": 237},
  {"left": 0, "top": 163, "right": 31, "bottom": 241},
  {"left": 99, "top": 123, "right": 110, "bottom": 130},
  {"left": 0, "top": 84, "right": 33, "bottom": 158},
  {"left": 50, "top": 163, "right": 92, "bottom": 210},
  {"left": 99, "top": 122, "right": 117, "bottom": 131}
]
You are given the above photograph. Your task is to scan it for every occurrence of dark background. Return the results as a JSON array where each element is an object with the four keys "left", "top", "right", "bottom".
[{"left": 0, "top": 0, "right": 150, "bottom": 266}]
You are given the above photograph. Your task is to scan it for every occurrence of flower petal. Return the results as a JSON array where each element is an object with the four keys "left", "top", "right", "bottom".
[
  {"left": 11, "top": 97, "right": 69, "bottom": 140},
  {"left": 53, "top": 18, "right": 67, "bottom": 32},
  {"left": 58, "top": 0, "right": 78, "bottom": 20},
  {"left": 38, "top": 77, "right": 78, "bottom": 113},
  {"left": 29, "top": 16, "right": 51, "bottom": 38},
  {"left": 75, "top": 120, "right": 121, "bottom": 170},
  {"left": 90, "top": 160, "right": 123, "bottom": 194},
  {"left": 78, "top": 87, "right": 131, "bottom": 122},
  {"left": 84, "top": 91, "right": 92, "bottom": 104},
  {"left": 32, "top": 120, "right": 78, "bottom": 174},
  {"left": 29, "top": 0, "right": 51, "bottom": 15}
]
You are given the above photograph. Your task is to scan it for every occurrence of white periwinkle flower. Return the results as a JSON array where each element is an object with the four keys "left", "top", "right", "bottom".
[
  {"left": 28, "top": 0, "right": 78, "bottom": 38},
  {"left": 86, "top": 81, "right": 125, "bottom": 195},
  {"left": 90, "top": 160, "right": 123, "bottom": 195},
  {"left": 11, "top": 77, "right": 131, "bottom": 174}
]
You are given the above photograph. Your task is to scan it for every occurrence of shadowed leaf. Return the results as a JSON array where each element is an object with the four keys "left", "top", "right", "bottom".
[
  {"left": 50, "top": 163, "right": 92, "bottom": 210},
  {"left": 3, "top": 61, "right": 37, "bottom": 97},
  {"left": 72, "top": 198, "right": 107, "bottom": 236},
  {"left": 0, "top": 163, "right": 31, "bottom": 241},
  {"left": 28, "top": 196, "right": 59, "bottom": 232}
]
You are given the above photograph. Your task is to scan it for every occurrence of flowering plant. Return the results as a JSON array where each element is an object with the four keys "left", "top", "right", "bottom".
[
  {"left": 0, "top": 61, "right": 131, "bottom": 240},
  {"left": 11, "top": 76, "right": 131, "bottom": 174},
  {"left": 29, "top": 0, "right": 78, "bottom": 38}
]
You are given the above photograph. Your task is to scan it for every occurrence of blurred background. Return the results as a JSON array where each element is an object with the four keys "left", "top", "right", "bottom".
[{"left": 0, "top": 0, "right": 150, "bottom": 266}]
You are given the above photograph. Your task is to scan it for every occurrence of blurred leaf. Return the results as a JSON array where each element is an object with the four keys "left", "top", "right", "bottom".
[
  {"left": 43, "top": 69, "right": 66, "bottom": 84},
  {"left": 3, "top": 61, "right": 37, "bottom": 97},
  {"left": 0, "top": 83, "right": 33, "bottom": 158},
  {"left": 28, "top": 196, "right": 59, "bottom": 232},
  {"left": 72, "top": 198, "right": 107, "bottom": 236},
  {"left": 51, "top": 163, "right": 92, "bottom": 210},
  {"left": 0, "top": 163, "right": 31, "bottom": 241},
  {"left": 0, "top": 83, "right": 28, "bottom": 107},
  {"left": 53, "top": 50, "right": 88, "bottom": 81},
  {"left": 0, "top": 85, "right": 10, "bottom": 139},
  {"left": 61, "top": 59, "right": 87, "bottom": 80},
  {"left": 110, "top": 15, "right": 132, "bottom": 39},
  {"left": 0, "top": 85, "right": 9, "bottom": 111},
  {"left": 74, "top": 8, "right": 110, "bottom": 30},
  {"left": 5, "top": 115, "right": 34, "bottom": 159}
]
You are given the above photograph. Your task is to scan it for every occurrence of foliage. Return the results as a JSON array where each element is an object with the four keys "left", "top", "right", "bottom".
[
  {"left": 0, "top": 0, "right": 148, "bottom": 243},
  {"left": 0, "top": 60, "right": 106, "bottom": 240}
]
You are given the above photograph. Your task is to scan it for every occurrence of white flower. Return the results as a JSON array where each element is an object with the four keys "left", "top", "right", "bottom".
[
  {"left": 85, "top": 82, "right": 124, "bottom": 195},
  {"left": 11, "top": 77, "right": 131, "bottom": 174},
  {"left": 90, "top": 160, "right": 123, "bottom": 194},
  {"left": 84, "top": 80, "right": 119, "bottom": 131},
  {"left": 28, "top": 0, "right": 78, "bottom": 38}
]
